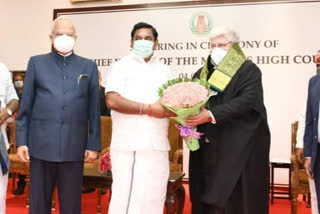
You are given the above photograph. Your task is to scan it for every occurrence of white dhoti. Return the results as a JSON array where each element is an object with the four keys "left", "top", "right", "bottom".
[
  {"left": 309, "top": 178, "right": 319, "bottom": 214},
  {"left": 0, "top": 166, "right": 8, "bottom": 214},
  {"left": 109, "top": 150, "right": 169, "bottom": 214}
]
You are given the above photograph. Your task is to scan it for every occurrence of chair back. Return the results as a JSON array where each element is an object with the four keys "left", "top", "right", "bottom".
[
  {"left": 101, "top": 116, "right": 112, "bottom": 150},
  {"left": 291, "top": 121, "right": 299, "bottom": 155}
]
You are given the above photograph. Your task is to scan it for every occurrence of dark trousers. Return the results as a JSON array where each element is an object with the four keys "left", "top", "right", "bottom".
[
  {"left": 192, "top": 202, "right": 226, "bottom": 214},
  {"left": 29, "top": 157, "right": 83, "bottom": 214},
  {"left": 17, "top": 174, "right": 26, "bottom": 186},
  {"left": 314, "top": 146, "right": 320, "bottom": 212}
]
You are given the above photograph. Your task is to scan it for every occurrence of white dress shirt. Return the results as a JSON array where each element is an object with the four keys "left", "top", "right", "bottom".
[
  {"left": 105, "top": 52, "right": 173, "bottom": 151},
  {"left": 0, "top": 62, "right": 19, "bottom": 149}
]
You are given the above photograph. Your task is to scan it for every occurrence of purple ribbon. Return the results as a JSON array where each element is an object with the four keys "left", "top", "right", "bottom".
[{"left": 176, "top": 125, "right": 204, "bottom": 139}]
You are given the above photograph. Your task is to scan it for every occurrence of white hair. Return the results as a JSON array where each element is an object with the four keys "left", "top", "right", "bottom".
[
  {"left": 210, "top": 26, "right": 240, "bottom": 44},
  {"left": 51, "top": 16, "right": 76, "bottom": 34}
]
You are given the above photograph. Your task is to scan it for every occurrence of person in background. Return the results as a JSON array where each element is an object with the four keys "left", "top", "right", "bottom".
[
  {"left": 106, "top": 22, "right": 174, "bottom": 214},
  {"left": 16, "top": 17, "right": 101, "bottom": 214},
  {"left": 0, "top": 63, "right": 19, "bottom": 214},
  {"left": 186, "top": 26, "right": 270, "bottom": 214},
  {"left": 99, "top": 70, "right": 110, "bottom": 116},
  {"left": 13, "top": 74, "right": 23, "bottom": 99},
  {"left": 303, "top": 50, "right": 320, "bottom": 213},
  {"left": 11, "top": 73, "right": 26, "bottom": 195}
]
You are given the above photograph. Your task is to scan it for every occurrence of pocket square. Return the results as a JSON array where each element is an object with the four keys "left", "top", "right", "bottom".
[{"left": 77, "top": 74, "right": 89, "bottom": 85}]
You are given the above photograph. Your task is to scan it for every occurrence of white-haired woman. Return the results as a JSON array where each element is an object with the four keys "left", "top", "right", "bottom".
[{"left": 185, "top": 26, "right": 270, "bottom": 214}]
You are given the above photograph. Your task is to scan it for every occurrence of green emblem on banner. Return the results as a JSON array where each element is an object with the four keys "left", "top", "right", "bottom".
[{"left": 189, "top": 12, "right": 213, "bottom": 36}]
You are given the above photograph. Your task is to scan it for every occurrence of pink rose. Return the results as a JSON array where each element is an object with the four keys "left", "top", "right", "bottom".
[{"left": 161, "top": 82, "right": 208, "bottom": 109}]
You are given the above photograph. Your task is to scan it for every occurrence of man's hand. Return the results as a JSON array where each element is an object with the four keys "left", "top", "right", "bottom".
[
  {"left": 17, "top": 146, "right": 30, "bottom": 163},
  {"left": 149, "top": 101, "right": 175, "bottom": 118},
  {"left": 185, "top": 107, "right": 213, "bottom": 127},
  {"left": 296, "top": 148, "right": 304, "bottom": 164},
  {"left": 84, "top": 150, "right": 98, "bottom": 163},
  {"left": 304, "top": 159, "right": 313, "bottom": 179},
  {"left": 0, "top": 108, "right": 9, "bottom": 125}
]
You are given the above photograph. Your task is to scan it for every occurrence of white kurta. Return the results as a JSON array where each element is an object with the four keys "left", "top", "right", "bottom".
[
  {"left": 105, "top": 52, "right": 173, "bottom": 214},
  {"left": 0, "top": 62, "right": 19, "bottom": 214}
]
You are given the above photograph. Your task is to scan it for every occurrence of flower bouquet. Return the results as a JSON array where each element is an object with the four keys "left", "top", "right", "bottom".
[
  {"left": 98, "top": 149, "right": 112, "bottom": 176},
  {"left": 159, "top": 77, "right": 210, "bottom": 151}
]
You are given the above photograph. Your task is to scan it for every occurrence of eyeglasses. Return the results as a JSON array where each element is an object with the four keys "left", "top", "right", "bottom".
[{"left": 210, "top": 41, "right": 231, "bottom": 48}]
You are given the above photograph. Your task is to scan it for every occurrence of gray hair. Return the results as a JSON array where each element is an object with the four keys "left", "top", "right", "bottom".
[
  {"left": 51, "top": 16, "right": 76, "bottom": 35},
  {"left": 210, "top": 26, "right": 240, "bottom": 44}
]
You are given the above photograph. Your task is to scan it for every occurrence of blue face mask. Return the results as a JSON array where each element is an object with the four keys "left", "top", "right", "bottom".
[{"left": 133, "top": 40, "right": 154, "bottom": 58}]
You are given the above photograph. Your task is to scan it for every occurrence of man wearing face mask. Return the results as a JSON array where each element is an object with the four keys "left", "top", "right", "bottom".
[
  {"left": 16, "top": 17, "right": 101, "bottom": 214},
  {"left": 12, "top": 74, "right": 26, "bottom": 196},
  {"left": 185, "top": 26, "right": 270, "bottom": 214},
  {"left": 106, "top": 22, "right": 174, "bottom": 214},
  {"left": 13, "top": 74, "right": 23, "bottom": 99}
]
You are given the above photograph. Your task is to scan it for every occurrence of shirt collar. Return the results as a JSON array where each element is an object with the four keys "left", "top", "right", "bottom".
[
  {"left": 58, "top": 51, "right": 73, "bottom": 57},
  {"left": 52, "top": 50, "right": 76, "bottom": 62}
]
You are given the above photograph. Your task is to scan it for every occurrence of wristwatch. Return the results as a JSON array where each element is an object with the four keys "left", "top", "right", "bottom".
[{"left": 6, "top": 108, "right": 13, "bottom": 116}]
